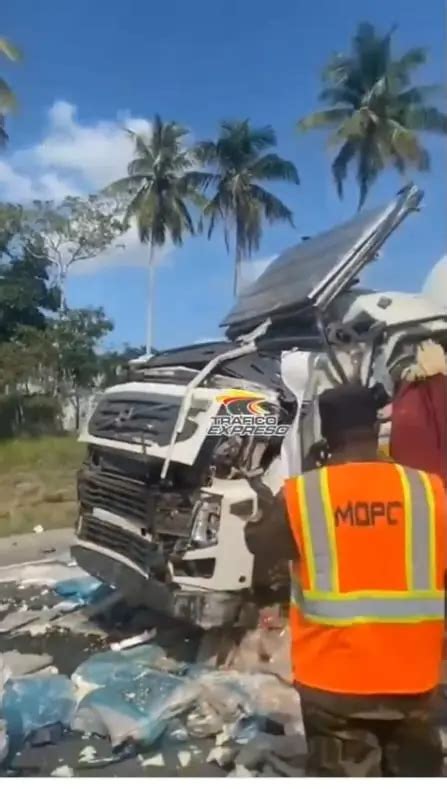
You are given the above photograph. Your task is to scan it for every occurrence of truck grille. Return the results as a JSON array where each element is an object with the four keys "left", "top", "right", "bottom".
[
  {"left": 79, "top": 469, "right": 149, "bottom": 523},
  {"left": 88, "top": 392, "right": 202, "bottom": 446},
  {"left": 78, "top": 464, "right": 195, "bottom": 541},
  {"left": 79, "top": 514, "right": 158, "bottom": 573}
]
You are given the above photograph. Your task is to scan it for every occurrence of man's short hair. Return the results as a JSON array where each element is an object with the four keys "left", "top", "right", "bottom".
[{"left": 319, "top": 383, "right": 378, "bottom": 444}]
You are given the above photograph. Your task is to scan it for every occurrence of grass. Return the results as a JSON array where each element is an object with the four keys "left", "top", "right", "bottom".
[{"left": 0, "top": 436, "right": 85, "bottom": 537}]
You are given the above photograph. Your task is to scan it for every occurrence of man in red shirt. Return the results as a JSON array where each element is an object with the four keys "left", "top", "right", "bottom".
[{"left": 390, "top": 341, "right": 446, "bottom": 485}]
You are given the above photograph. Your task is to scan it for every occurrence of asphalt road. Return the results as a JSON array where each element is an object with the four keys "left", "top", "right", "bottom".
[
  {"left": 0, "top": 533, "right": 446, "bottom": 778},
  {"left": 0, "top": 536, "right": 225, "bottom": 778}
]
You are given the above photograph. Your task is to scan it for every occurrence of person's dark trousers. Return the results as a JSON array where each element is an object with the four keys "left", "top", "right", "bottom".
[{"left": 298, "top": 688, "right": 443, "bottom": 777}]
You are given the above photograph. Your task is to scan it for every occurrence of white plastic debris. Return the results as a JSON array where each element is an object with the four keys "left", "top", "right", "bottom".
[
  {"left": 177, "top": 749, "right": 192, "bottom": 768},
  {"left": 33, "top": 525, "right": 44, "bottom": 534},
  {"left": 51, "top": 764, "right": 74, "bottom": 777},
  {"left": 139, "top": 752, "right": 165, "bottom": 768},
  {"left": 207, "top": 744, "right": 235, "bottom": 767},
  {"left": 78, "top": 745, "right": 97, "bottom": 763},
  {"left": 110, "top": 629, "right": 156, "bottom": 652},
  {"left": 0, "top": 561, "right": 89, "bottom": 588}
]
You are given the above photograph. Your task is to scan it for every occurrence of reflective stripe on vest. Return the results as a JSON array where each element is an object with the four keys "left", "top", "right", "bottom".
[
  {"left": 289, "top": 465, "right": 442, "bottom": 626},
  {"left": 290, "top": 577, "right": 444, "bottom": 624}
]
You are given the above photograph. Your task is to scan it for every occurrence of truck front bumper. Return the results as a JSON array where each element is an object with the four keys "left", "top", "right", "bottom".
[{"left": 71, "top": 539, "right": 244, "bottom": 630}]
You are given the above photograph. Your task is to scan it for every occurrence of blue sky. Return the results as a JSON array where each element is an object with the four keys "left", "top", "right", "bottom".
[{"left": 2, "top": 0, "right": 446, "bottom": 350}]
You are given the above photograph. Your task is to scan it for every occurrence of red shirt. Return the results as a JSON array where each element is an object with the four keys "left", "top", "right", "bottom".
[{"left": 390, "top": 374, "right": 446, "bottom": 484}]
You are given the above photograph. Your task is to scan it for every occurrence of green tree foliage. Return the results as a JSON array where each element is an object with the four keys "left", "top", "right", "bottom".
[
  {"left": 194, "top": 120, "right": 299, "bottom": 295},
  {"left": 105, "top": 115, "right": 203, "bottom": 352},
  {"left": 298, "top": 22, "right": 447, "bottom": 208},
  {"left": 26, "top": 195, "right": 126, "bottom": 308},
  {"left": 0, "top": 204, "right": 60, "bottom": 342},
  {"left": 0, "top": 36, "right": 22, "bottom": 145}
]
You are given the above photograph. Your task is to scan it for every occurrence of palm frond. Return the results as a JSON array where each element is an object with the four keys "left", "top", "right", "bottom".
[
  {"left": 387, "top": 119, "right": 430, "bottom": 168},
  {"left": 0, "top": 38, "right": 22, "bottom": 61},
  {"left": 332, "top": 139, "right": 357, "bottom": 198},
  {"left": 220, "top": 120, "right": 276, "bottom": 153},
  {"left": 180, "top": 170, "right": 220, "bottom": 192},
  {"left": 173, "top": 197, "right": 195, "bottom": 237},
  {"left": 327, "top": 110, "right": 368, "bottom": 147},
  {"left": 356, "top": 134, "right": 382, "bottom": 209},
  {"left": 392, "top": 47, "right": 427, "bottom": 79},
  {"left": 128, "top": 156, "right": 153, "bottom": 177},
  {"left": 250, "top": 153, "right": 299, "bottom": 183},
  {"left": 0, "top": 77, "right": 17, "bottom": 112},
  {"left": 250, "top": 185, "right": 294, "bottom": 226},
  {"left": 202, "top": 194, "right": 227, "bottom": 243},
  {"left": 298, "top": 108, "right": 352, "bottom": 131},
  {"left": 396, "top": 85, "right": 444, "bottom": 105},
  {"left": 103, "top": 175, "right": 146, "bottom": 197},
  {"left": 0, "top": 114, "right": 8, "bottom": 146},
  {"left": 402, "top": 105, "right": 447, "bottom": 134},
  {"left": 194, "top": 141, "right": 218, "bottom": 165}
]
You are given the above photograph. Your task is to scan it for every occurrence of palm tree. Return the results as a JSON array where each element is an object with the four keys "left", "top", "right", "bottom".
[
  {"left": 298, "top": 22, "right": 447, "bottom": 208},
  {"left": 0, "top": 36, "right": 21, "bottom": 146},
  {"left": 194, "top": 120, "right": 299, "bottom": 296},
  {"left": 105, "top": 115, "right": 203, "bottom": 353}
]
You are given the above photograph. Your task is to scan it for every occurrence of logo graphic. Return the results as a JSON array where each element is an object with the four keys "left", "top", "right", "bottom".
[
  {"left": 208, "top": 389, "right": 288, "bottom": 437},
  {"left": 114, "top": 406, "right": 134, "bottom": 427}
]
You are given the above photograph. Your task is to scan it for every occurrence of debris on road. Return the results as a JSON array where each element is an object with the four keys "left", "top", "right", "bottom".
[
  {"left": 78, "top": 745, "right": 97, "bottom": 763},
  {"left": 0, "top": 610, "right": 43, "bottom": 635},
  {"left": 53, "top": 577, "right": 112, "bottom": 608},
  {"left": 1, "top": 675, "right": 76, "bottom": 745},
  {"left": 32, "top": 526, "right": 44, "bottom": 535},
  {"left": 0, "top": 628, "right": 306, "bottom": 776},
  {"left": 51, "top": 764, "right": 74, "bottom": 777},
  {"left": 0, "top": 651, "right": 53, "bottom": 677},
  {"left": 110, "top": 630, "right": 156, "bottom": 652}
]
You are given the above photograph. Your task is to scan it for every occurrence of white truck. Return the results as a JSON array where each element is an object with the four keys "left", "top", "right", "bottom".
[{"left": 72, "top": 184, "right": 447, "bottom": 629}]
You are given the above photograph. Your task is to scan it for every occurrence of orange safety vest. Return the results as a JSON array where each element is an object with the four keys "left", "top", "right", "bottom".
[{"left": 283, "top": 461, "right": 446, "bottom": 695}]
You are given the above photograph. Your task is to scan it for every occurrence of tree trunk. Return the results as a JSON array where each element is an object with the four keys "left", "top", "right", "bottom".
[{"left": 146, "top": 244, "right": 155, "bottom": 355}]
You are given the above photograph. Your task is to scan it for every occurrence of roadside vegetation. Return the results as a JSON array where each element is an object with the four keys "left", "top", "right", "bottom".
[{"left": 0, "top": 436, "right": 84, "bottom": 536}]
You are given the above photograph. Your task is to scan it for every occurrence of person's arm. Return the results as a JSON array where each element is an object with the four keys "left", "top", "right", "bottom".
[{"left": 244, "top": 480, "right": 298, "bottom": 562}]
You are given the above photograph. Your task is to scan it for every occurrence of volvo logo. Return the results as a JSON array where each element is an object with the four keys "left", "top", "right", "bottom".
[{"left": 114, "top": 406, "right": 134, "bottom": 427}]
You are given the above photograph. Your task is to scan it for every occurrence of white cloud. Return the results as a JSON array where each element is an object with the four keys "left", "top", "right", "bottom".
[
  {"left": 0, "top": 100, "right": 158, "bottom": 274},
  {"left": 31, "top": 100, "right": 150, "bottom": 190}
]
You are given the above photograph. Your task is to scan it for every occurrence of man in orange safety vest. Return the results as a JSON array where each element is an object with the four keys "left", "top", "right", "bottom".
[{"left": 245, "top": 383, "right": 446, "bottom": 777}]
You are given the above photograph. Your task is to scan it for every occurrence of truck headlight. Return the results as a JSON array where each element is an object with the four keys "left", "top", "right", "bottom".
[{"left": 190, "top": 497, "right": 221, "bottom": 548}]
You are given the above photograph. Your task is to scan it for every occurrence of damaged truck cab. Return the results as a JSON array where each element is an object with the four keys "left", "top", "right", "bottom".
[{"left": 72, "top": 185, "right": 447, "bottom": 629}]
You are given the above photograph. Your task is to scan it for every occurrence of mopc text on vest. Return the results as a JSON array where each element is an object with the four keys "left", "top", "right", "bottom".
[{"left": 334, "top": 501, "right": 403, "bottom": 527}]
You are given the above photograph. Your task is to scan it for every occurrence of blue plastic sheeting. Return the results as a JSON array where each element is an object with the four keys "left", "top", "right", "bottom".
[
  {"left": 0, "top": 645, "right": 303, "bottom": 763},
  {"left": 75, "top": 674, "right": 191, "bottom": 749},
  {"left": 73, "top": 644, "right": 180, "bottom": 688},
  {"left": 1, "top": 676, "right": 76, "bottom": 751},
  {"left": 53, "top": 576, "right": 112, "bottom": 606},
  {"left": 72, "top": 646, "right": 192, "bottom": 748}
]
